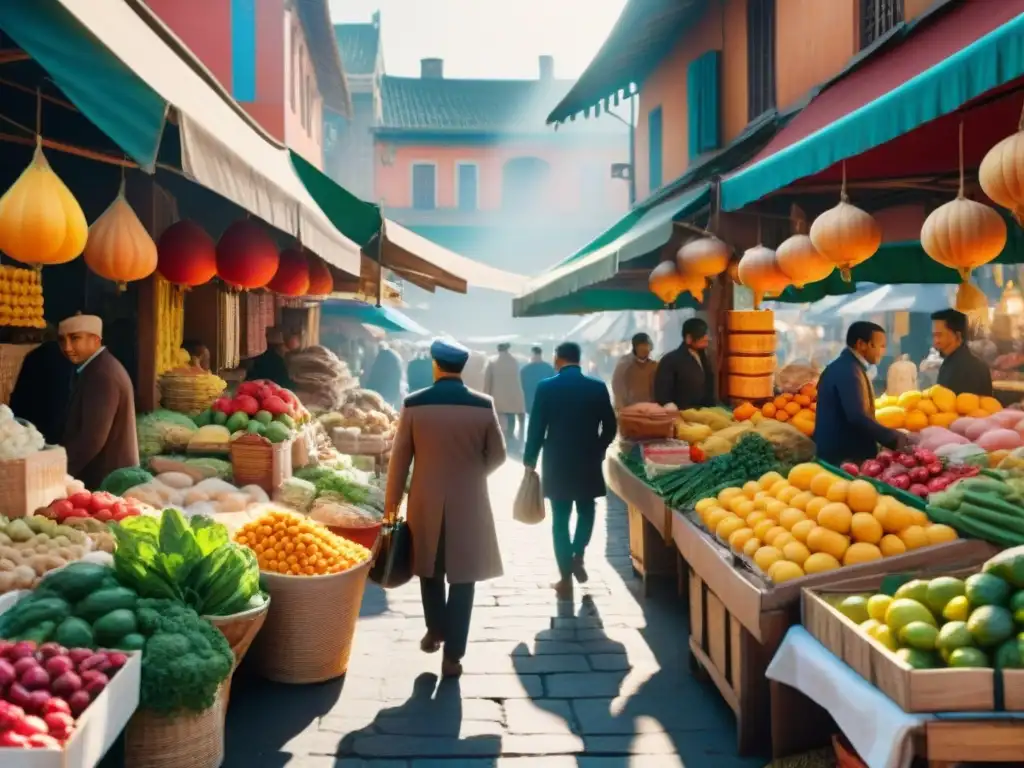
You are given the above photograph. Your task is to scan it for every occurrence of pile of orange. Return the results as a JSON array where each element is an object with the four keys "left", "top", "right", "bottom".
[
  {"left": 695, "top": 463, "right": 959, "bottom": 584},
  {"left": 235, "top": 508, "right": 372, "bottom": 576},
  {"left": 734, "top": 383, "right": 817, "bottom": 437}
]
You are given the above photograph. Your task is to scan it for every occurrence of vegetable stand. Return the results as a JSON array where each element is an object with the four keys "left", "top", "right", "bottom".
[{"left": 605, "top": 455, "right": 677, "bottom": 596}]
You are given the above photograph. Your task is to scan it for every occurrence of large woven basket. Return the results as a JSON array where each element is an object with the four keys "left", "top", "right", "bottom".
[
  {"left": 250, "top": 559, "right": 372, "bottom": 684},
  {"left": 124, "top": 687, "right": 226, "bottom": 768},
  {"left": 204, "top": 598, "right": 270, "bottom": 715}
]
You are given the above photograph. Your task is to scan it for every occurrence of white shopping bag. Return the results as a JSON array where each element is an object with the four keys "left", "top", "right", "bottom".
[{"left": 513, "top": 470, "right": 545, "bottom": 525}]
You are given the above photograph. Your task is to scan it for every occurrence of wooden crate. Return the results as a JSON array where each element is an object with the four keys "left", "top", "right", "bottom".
[
  {"left": 230, "top": 434, "right": 293, "bottom": 494},
  {"left": 671, "top": 511, "right": 997, "bottom": 754},
  {"left": 803, "top": 561, "right": 1024, "bottom": 713},
  {"left": 606, "top": 457, "right": 676, "bottom": 595},
  {"left": 0, "top": 447, "right": 67, "bottom": 518}
]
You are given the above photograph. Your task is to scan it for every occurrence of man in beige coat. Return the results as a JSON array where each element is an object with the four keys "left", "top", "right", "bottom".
[
  {"left": 385, "top": 338, "right": 507, "bottom": 678},
  {"left": 484, "top": 342, "right": 526, "bottom": 447}
]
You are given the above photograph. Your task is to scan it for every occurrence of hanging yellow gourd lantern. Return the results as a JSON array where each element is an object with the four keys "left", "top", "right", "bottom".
[
  {"left": 978, "top": 103, "right": 1024, "bottom": 224},
  {"left": 83, "top": 179, "right": 158, "bottom": 290},
  {"left": 809, "top": 164, "right": 882, "bottom": 282},
  {"left": 776, "top": 213, "right": 835, "bottom": 288},
  {"left": 678, "top": 269, "right": 709, "bottom": 303},
  {"left": 648, "top": 260, "right": 688, "bottom": 304},
  {"left": 676, "top": 236, "right": 730, "bottom": 279},
  {"left": 0, "top": 137, "right": 88, "bottom": 266},
  {"left": 921, "top": 123, "right": 1007, "bottom": 283},
  {"left": 737, "top": 244, "right": 789, "bottom": 308}
]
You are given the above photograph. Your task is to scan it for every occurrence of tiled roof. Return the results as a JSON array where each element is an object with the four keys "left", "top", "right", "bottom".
[
  {"left": 378, "top": 76, "right": 626, "bottom": 135},
  {"left": 334, "top": 23, "right": 380, "bottom": 76}
]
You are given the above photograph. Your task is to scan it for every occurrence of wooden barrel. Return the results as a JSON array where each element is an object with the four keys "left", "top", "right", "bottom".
[{"left": 725, "top": 310, "right": 776, "bottom": 401}]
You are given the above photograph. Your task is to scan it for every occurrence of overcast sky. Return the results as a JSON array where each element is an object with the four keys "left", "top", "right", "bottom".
[{"left": 328, "top": 0, "right": 627, "bottom": 80}]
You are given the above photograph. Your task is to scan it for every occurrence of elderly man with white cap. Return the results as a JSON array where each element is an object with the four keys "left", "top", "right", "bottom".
[
  {"left": 385, "top": 337, "right": 506, "bottom": 678},
  {"left": 58, "top": 313, "right": 139, "bottom": 490}
]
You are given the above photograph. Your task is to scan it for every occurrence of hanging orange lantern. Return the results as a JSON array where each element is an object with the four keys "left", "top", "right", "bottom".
[
  {"left": 0, "top": 138, "right": 88, "bottom": 266},
  {"left": 268, "top": 248, "right": 311, "bottom": 296},
  {"left": 649, "top": 261, "right": 688, "bottom": 304},
  {"left": 923, "top": 124, "right": 1007, "bottom": 282},
  {"left": 676, "top": 236, "right": 731, "bottom": 279},
  {"left": 83, "top": 180, "right": 158, "bottom": 289},
  {"left": 809, "top": 166, "right": 882, "bottom": 282},
  {"left": 157, "top": 221, "right": 217, "bottom": 287},
  {"left": 775, "top": 233, "right": 834, "bottom": 288},
  {"left": 306, "top": 255, "right": 334, "bottom": 296},
  {"left": 979, "top": 105, "right": 1024, "bottom": 224},
  {"left": 216, "top": 220, "right": 279, "bottom": 290},
  {"left": 737, "top": 244, "right": 789, "bottom": 308}
]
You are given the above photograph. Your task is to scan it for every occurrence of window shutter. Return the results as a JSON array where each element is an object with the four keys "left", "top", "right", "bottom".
[
  {"left": 648, "top": 107, "right": 663, "bottom": 192},
  {"left": 687, "top": 50, "right": 721, "bottom": 160}
]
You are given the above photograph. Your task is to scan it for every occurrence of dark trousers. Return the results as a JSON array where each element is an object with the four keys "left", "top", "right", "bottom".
[
  {"left": 420, "top": 520, "right": 475, "bottom": 662},
  {"left": 550, "top": 498, "right": 597, "bottom": 580}
]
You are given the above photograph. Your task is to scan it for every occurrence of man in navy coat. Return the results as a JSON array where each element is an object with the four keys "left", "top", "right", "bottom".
[
  {"left": 523, "top": 341, "right": 617, "bottom": 599},
  {"left": 815, "top": 321, "right": 909, "bottom": 465}
]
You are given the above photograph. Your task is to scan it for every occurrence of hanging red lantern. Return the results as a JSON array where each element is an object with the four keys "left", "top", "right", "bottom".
[
  {"left": 268, "top": 248, "right": 311, "bottom": 296},
  {"left": 216, "top": 220, "right": 279, "bottom": 290},
  {"left": 306, "top": 255, "right": 334, "bottom": 296},
  {"left": 156, "top": 220, "right": 217, "bottom": 287}
]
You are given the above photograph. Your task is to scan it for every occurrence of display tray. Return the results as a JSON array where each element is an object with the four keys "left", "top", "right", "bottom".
[
  {"left": 0, "top": 446, "right": 67, "bottom": 519},
  {"left": 802, "top": 564, "right": 1024, "bottom": 713},
  {"left": 672, "top": 510, "right": 994, "bottom": 643},
  {"left": 0, "top": 591, "right": 142, "bottom": 768},
  {"left": 605, "top": 456, "right": 671, "bottom": 541}
]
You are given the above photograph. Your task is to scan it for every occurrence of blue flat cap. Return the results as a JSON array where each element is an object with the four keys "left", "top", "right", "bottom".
[{"left": 430, "top": 337, "right": 469, "bottom": 366}]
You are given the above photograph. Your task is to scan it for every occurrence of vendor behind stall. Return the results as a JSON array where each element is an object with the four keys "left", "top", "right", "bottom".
[
  {"left": 931, "top": 308, "right": 993, "bottom": 397},
  {"left": 59, "top": 314, "right": 139, "bottom": 490},
  {"left": 9, "top": 325, "right": 74, "bottom": 446},
  {"left": 815, "top": 321, "right": 910, "bottom": 465},
  {"left": 611, "top": 333, "right": 657, "bottom": 410},
  {"left": 653, "top": 318, "right": 715, "bottom": 409}
]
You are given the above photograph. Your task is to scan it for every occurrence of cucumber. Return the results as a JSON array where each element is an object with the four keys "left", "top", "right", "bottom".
[
  {"left": 74, "top": 587, "right": 138, "bottom": 623},
  {"left": 16, "top": 621, "right": 57, "bottom": 645},
  {"left": 38, "top": 562, "right": 112, "bottom": 602},
  {"left": 92, "top": 609, "right": 138, "bottom": 645},
  {"left": 55, "top": 617, "right": 94, "bottom": 649},
  {"left": 0, "top": 597, "right": 70, "bottom": 638}
]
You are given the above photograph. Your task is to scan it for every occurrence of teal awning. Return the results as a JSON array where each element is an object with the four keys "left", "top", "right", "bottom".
[
  {"left": 323, "top": 300, "right": 429, "bottom": 335},
  {"left": 0, "top": 0, "right": 167, "bottom": 170},
  {"left": 513, "top": 183, "right": 710, "bottom": 316},
  {"left": 721, "top": 8, "right": 1024, "bottom": 211}
]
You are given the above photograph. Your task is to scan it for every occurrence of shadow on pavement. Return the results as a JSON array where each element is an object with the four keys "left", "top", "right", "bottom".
[
  {"left": 359, "top": 581, "right": 389, "bottom": 617},
  {"left": 223, "top": 669, "right": 344, "bottom": 767},
  {"left": 337, "top": 672, "right": 501, "bottom": 762}
]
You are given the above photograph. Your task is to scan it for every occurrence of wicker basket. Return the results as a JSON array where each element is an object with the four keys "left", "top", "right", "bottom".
[
  {"left": 229, "top": 434, "right": 293, "bottom": 493},
  {"left": 205, "top": 598, "right": 270, "bottom": 668},
  {"left": 124, "top": 688, "right": 226, "bottom": 768},
  {"left": 0, "top": 343, "right": 38, "bottom": 405},
  {"left": 250, "top": 559, "right": 372, "bottom": 684},
  {"left": 0, "top": 446, "right": 67, "bottom": 519},
  {"left": 327, "top": 522, "right": 382, "bottom": 550}
]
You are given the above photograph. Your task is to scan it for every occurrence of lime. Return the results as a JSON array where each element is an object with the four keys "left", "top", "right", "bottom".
[
  {"left": 965, "top": 573, "right": 1011, "bottom": 607},
  {"left": 837, "top": 595, "right": 871, "bottom": 624},
  {"left": 867, "top": 594, "right": 893, "bottom": 623},
  {"left": 925, "top": 577, "right": 966, "bottom": 616},
  {"left": 899, "top": 621, "right": 939, "bottom": 651},
  {"left": 871, "top": 625, "right": 899, "bottom": 651},
  {"left": 947, "top": 646, "right": 990, "bottom": 668},
  {"left": 942, "top": 595, "right": 970, "bottom": 622},
  {"left": 966, "top": 605, "right": 1015, "bottom": 648},
  {"left": 885, "top": 598, "right": 937, "bottom": 633},
  {"left": 936, "top": 621, "right": 974, "bottom": 653},
  {"left": 895, "top": 647, "right": 938, "bottom": 669},
  {"left": 894, "top": 579, "right": 930, "bottom": 604}
]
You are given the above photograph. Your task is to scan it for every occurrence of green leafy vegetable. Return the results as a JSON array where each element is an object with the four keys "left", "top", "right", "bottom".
[
  {"left": 294, "top": 466, "right": 385, "bottom": 511},
  {"left": 112, "top": 508, "right": 262, "bottom": 616},
  {"left": 99, "top": 466, "right": 154, "bottom": 496},
  {"left": 135, "top": 598, "right": 234, "bottom": 713}
]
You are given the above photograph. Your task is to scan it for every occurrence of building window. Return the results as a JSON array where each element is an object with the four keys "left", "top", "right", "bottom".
[
  {"left": 747, "top": 0, "right": 776, "bottom": 121},
  {"left": 861, "top": 0, "right": 902, "bottom": 49},
  {"left": 411, "top": 163, "right": 437, "bottom": 210},
  {"left": 687, "top": 50, "right": 721, "bottom": 160},
  {"left": 648, "top": 107, "right": 663, "bottom": 192},
  {"left": 456, "top": 163, "right": 479, "bottom": 211},
  {"left": 229, "top": 0, "right": 257, "bottom": 102}
]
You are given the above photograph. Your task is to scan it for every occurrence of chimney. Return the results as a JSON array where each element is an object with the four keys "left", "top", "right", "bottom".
[
  {"left": 421, "top": 58, "right": 444, "bottom": 79},
  {"left": 539, "top": 55, "right": 554, "bottom": 81}
]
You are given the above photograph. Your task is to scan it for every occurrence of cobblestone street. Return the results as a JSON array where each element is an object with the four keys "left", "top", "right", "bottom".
[{"left": 224, "top": 460, "right": 764, "bottom": 767}]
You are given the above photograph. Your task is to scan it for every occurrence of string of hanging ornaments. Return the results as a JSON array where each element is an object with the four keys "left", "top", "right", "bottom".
[
  {"left": 157, "top": 220, "right": 219, "bottom": 288},
  {"left": 979, "top": 97, "right": 1024, "bottom": 226},
  {"left": 83, "top": 171, "right": 158, "bottom": 291},
  {"left": 736, "top": 218, "right": 790, "bottom": 309},
  {"left": 775, "top": 206, "right": 835, "bottom": 288},
  {"left": 809, "top": 160, "right": 882, "bottom": 282},
  {"left": 215, "top": 218, "right": 280, "bottom": 291},
  {"left": 921, "top": 121, "right": 1007, "bottom": 313}
]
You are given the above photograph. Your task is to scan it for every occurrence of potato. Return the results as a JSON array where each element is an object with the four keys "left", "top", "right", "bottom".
[
  {"left": 0, "top": 546, "right": 22, "bottom": 563},
  {"left": 0, "top": 572, "right": 16, "bottom": 593},
  {"left": 0, "top": 558, "right": 15, "bottom": 572},
  {"left": 27, "top": 554, "right": 61, "bottom": 576},
  {"left": 53, "top": 535, "right": 71, "bottom": 548},
  {"left": 215, "top": 493, "right": 249, "bottom": 513},
  {"left": 56, "top": 547, "right": 73, "bottom": 561},
  {"left": 67, "top": 545, "right": 85, "bottom": 560},
  {"left": 0, "top": 532, "right": 11, "bottom": 546},
  {"left": 12, "top": 565, "right": 36, "bottom": 589},
  {"left": 35, "top": 544, "right": 51, "bottom": 555},
  {"left": 155, "top": 471, "right": 195, "bottom": 490}
]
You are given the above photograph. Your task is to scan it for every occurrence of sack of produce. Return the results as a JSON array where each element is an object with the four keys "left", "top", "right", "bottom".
[
  {"left": 513, "top": 469, "right": 544, "bottom": 525},
  {"left": 0, "top": 404, "right": 45, "bottom": 459},
  {"left": 309, "top": 496, "right": 383, "bottom": 528},
  {"left": 274, "top": 477, "right": 317, "bottom": 512},
  {"left": 775, "top": 363, "right": 819, "bottom": 394},
  {"left": 286, "top": 346, "right": 357, "bottom": 412}
]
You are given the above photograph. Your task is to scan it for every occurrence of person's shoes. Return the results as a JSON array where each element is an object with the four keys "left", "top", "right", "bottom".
[
  {"left": 571, "top": 556, "right": 589, "bottom": 584},
  {"left": 441, "top": 658, "right": 463, "bottom": 678},
  {"left": 420, "top": 632, "right": 443, "bottom": 654},
  {"left": 551, "top": 579, "right": 574, "bottom": 600}
]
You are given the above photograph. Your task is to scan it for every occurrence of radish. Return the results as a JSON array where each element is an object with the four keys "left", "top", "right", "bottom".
[
  {"left": 876, "top": 450, "right": 895, "bottom": 466},
  {"left": 0, "top": 658, "right": 15, "bottom": 687},
  {"left": 0, "top": 732, "right": 28, "bottom": 748},
  {"left": 0, "top": 702, "right": 24, "bottom": 730},
  {"left": 890, "top": 475, "right": 912, "bottom": 490},
  {"left": 897, "top": 453, "right": 918, "bottom": 468},
  {"left": 67, "top": 649, "right": 93, "bottom": 666},
  {"left": 104, "top": 652, "right": 128, "bottom": 670},
  {"left": 26, "top": 690, "right": 52, "bottom": 713},
  {"left": 66, "top": 690, "right": 91, "bottom": 717},
  {"left": 40, "top": 698, "right": 70, "bottom": 717},
  {"left": 26, "top": 733, "right": 61, "bottom": 749},
  {"left": 78, "top": 654, "right": 110, "bottom": 673},
  {"left": 909, "top": 483, "right": 930, "bottom": 498},
  {"left": 861, "top": 460, "right": 883, "bottom": 477},
  {"left": 36, "top": 643, "right": 66, "bottom": 660},
  {"left": 51, "top": 671, "right": 82, "bottom": 697},
  {"left": 44, "top": 655, "right": 74, "bottom": 678},
  {"left": 81, "top": 670, "right": 108, "bottom": 697},
  {"left": 7, "top": 682, "right": 32, "bottom": 708},
  {"left": 927, "top": 477, "right": 951, "bottom": 493},
  {"left": 9, "top": 642, "right": 37, "bottom": 660},
  {"left": 43, "top": 712, "right": 74, "bottom": 734},
  {"left": 840, "top": 462, "right": 860, "bottom": 476},
  {"left": 908, "top": 466, "right": 930, "bottom": 484},
  {"left": 926, "top": 462, "right": 944, "bottom": 477},
  {"left": 13, "top": 714, "right": 48, "bottom": 736}
]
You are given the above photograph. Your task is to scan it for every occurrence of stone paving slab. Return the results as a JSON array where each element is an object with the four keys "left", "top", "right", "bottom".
[{"left": 222, "top": 461, "right": 765, "bottom": 768}]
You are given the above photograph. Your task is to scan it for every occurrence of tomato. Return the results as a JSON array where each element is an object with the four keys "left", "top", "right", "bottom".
[
  {"left": 112, "top": 507, "right": 136, "bottom": 521},
  {"left": 94, "top": 509, "right": 112, "bottom": 523},
  {"left": 65, "top": 508, "right": 90, "bottom": 520},
  {"left": 88, "top": 492, "right": 117, "bottom": 513},
  {"left": 68, "top": 492, "right": 92, "bottom": 509}
]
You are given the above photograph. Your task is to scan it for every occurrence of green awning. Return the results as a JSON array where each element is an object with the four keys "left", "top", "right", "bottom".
[
  {"left": 0, "top": 0, "right": 167, "bottom": 170},
  {"left": 721, "top": 10, "right": 1024, "bottom": 211},
  {"left": 513, "top": 183, "right": 710, "bottom": 316}
]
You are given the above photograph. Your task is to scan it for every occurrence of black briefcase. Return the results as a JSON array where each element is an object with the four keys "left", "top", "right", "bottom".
[{"left": 369, "top": 518, "right": 413, "bottom": 589}]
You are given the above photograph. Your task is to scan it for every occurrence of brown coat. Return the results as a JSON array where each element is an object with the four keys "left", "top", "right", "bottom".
[
  {"left": 384, "top": 378, "right": 506, "bottom": 583},
  {"left": 64, "top": 349, "right": 139, "bottom": 490}
]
